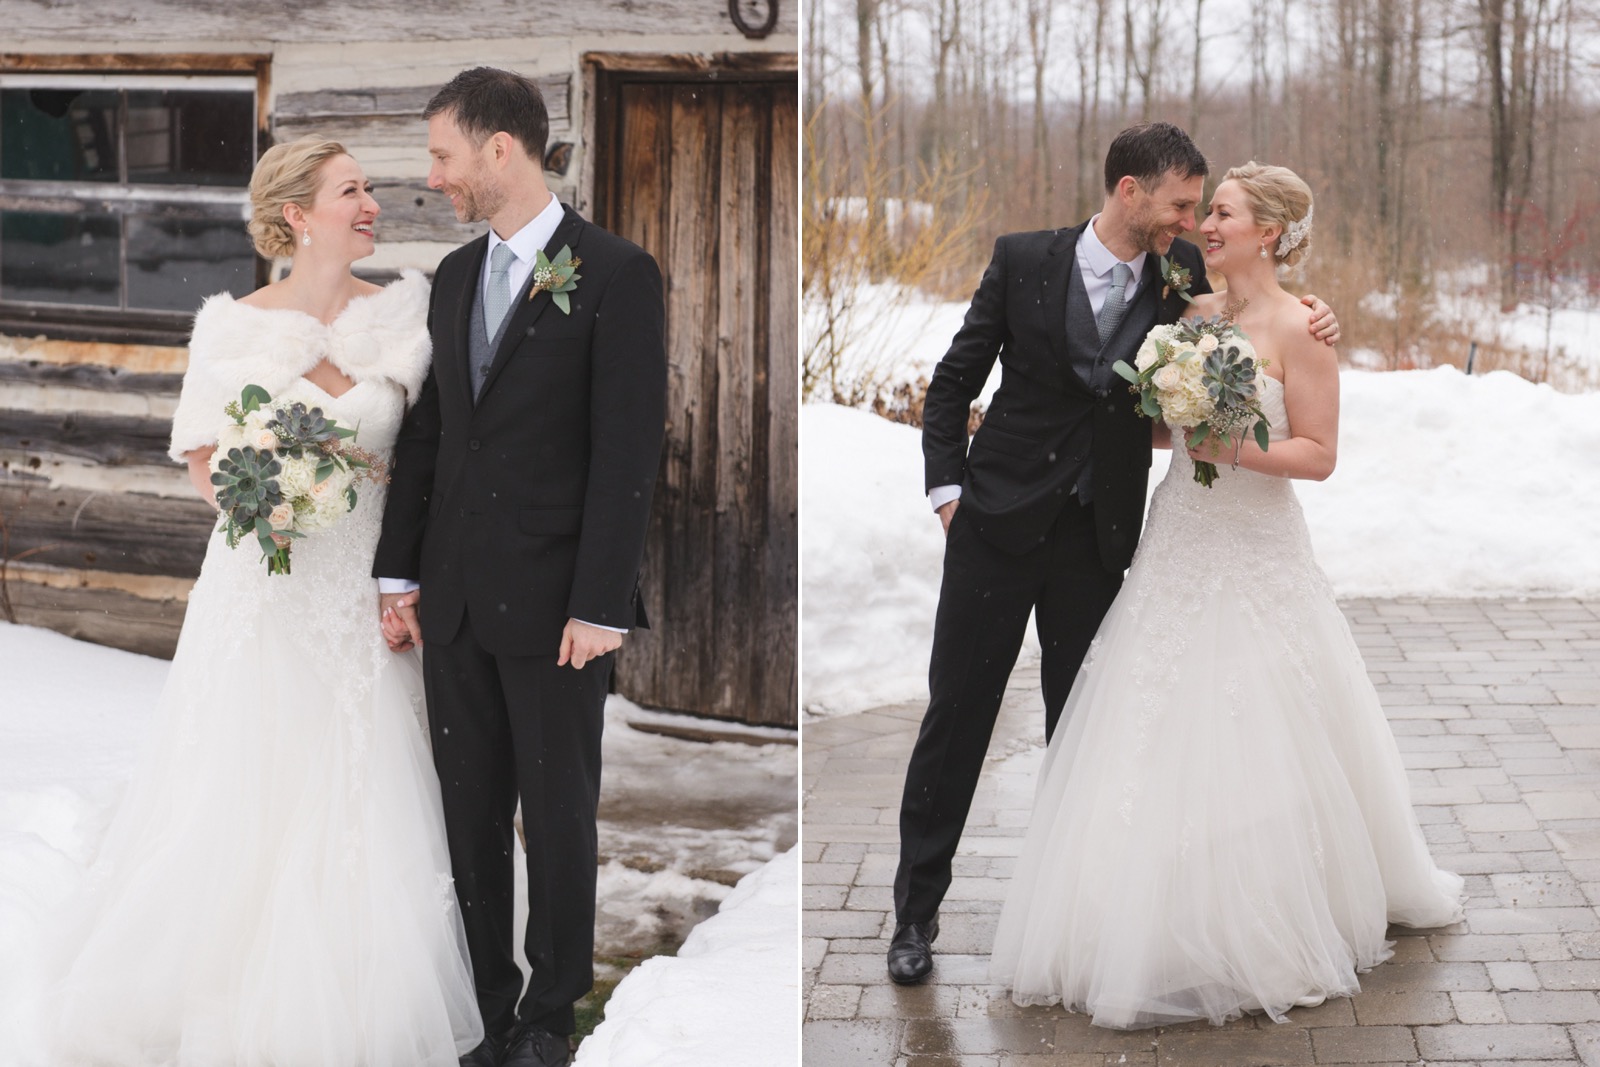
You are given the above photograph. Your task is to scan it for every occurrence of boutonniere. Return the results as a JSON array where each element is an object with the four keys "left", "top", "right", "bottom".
[
  {"left": 528, "top": 245, "right": 582, "bottom": 314},
  {"left": 1160, "top": 255, "right": 1196, "bottom": 304}
]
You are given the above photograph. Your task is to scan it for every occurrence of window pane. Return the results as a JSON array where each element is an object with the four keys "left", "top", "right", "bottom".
[
  {"left": 0, "top": 88, "right": 119, "bottom": 182},
  {"left": 126, "top": 215, "right": 255, "bottom": 311},
  {"left": 125, "top": 90, "right": 253, "bottom": 187},
  {"left": 0, "top": 210, "right": 120, "bottom": 306}
]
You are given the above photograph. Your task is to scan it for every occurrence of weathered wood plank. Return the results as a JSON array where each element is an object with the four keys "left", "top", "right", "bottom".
[
  {"left": 1, "top": 577, "right": 186, "bottom": 660},
  {"left": 0, "top": 360, "right": 183, "bottom": 395},
  {"left": 0, "top": 336, "right": 190, "bottom": 376},
  {"left": 277, "top": 76, "right": 570, "bottom": 127},
  {"left": 365, "top": 181, "right": 481, "bottom": 245},
  {"left": 0, "top": 52, "right": 268, "bottom": 73},
  {"left": 585, "top": 52, "right": 799, "bottom": 74},
  {"left": 0, "top": 480, "right": 214, "bottom": 578},
  {"left": 764, "top": 84, "right": 799, "bottom": 721},
  {"left": 615, "top": 82, "right": 709, "bottom": 714},
  {"left": 0, "top": 2, "right": 795, "bottom": 42},
  {"left": 0, "top": 408, "right": 173, "bottom": 468}
]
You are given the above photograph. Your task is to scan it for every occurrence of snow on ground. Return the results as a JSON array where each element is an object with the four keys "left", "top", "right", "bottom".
[
  {"left": 574, "top": 847, "right": 798, "bottom": 1067},
  {"left": 802, "top": 367, "right": 1600, "bottom": 718},
  {"left": 0, "top": 622, "right": 796, "bottom": 1064}
]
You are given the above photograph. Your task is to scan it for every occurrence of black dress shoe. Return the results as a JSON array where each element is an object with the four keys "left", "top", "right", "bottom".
[
  {"left": 459, "top": 1036, "right": 499, "bottom": 1067},
  {"left": 887, "top": 915, "right": 939, "bottom": 984},
  {"left": 500, "top": 1022, "right": 572, "bottom": 1067}
]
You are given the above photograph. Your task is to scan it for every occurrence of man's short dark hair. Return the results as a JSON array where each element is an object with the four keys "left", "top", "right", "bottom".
[
  {"left": 1103, "top": 122, "right": 1208, "bottom": 195},
  {"left": 424, "top": 67, "right": 549, "bottom": 165}
]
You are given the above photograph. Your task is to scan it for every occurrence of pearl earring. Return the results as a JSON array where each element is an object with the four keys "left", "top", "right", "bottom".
[
  {"left": 1259, "top": 243, "right": 1268, "bottom": 259},
  {"left": 303, "top": 229, "right": 311, "bottom": 247}
]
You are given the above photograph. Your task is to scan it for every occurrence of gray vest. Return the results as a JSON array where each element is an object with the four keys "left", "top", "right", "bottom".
[
  {"left": 1062, "top": 263, "right": 1121, "bottom": 501},
  {"left": 468, "top": 269, "right": 519, "bottom": 403}
]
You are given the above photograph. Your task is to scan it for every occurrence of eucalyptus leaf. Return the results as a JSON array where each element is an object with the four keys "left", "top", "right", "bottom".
[
  {"left": 1187, "top": 424, "right": 1211, "bottom": 450},
  {"left": 240, "top": 384, "right": 270, "bottom": 412},
  {"left": 1140, "top": 392, "right": 1161, "bottom": 418},
  {"left": 1112, "top": 360, "right": 1140, "bottom": 384},
  {"left": 1254, "top": 418, "right": 1271, "bottom": 452},
  {"left": 553, "top": 291, "right": 571, "bottom": 315}
]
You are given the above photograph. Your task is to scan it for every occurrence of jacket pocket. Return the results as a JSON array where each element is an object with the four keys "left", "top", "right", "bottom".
[
  {"left": 519, "top": 505, "right": 584, "bottom": 536},
  {"left": 970, "top": 423, "right": 1042, "bottom": 460}
]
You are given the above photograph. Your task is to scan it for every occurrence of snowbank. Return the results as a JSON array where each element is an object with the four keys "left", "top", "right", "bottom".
[
  {"left": 0, "top": 623, "right": 796, "bottom": 1064},
  {"left": 574, "top": 847, "right": 798, "bottom": 1067},
  {"left": 801, "top": 367, "right": 1600, "bottom": 717}
]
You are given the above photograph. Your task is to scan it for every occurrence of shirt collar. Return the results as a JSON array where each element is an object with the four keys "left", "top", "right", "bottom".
[
  {"left": 487, "top": 192, "right": 563, "bottom": 265},
  {"left": 1082, "top": 213, "right": 1147, "bottom": 280}
]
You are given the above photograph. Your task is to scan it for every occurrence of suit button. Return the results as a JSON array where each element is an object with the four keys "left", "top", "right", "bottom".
[
  {"left": 1096, "top": 388, "right": 1109, "bottom": 399},
  {"left": 1105, "top": 403, "right": 1115, "bottom": 412},
  {"left": 469, "top": 439, "right": 481, "bottom": 451}
]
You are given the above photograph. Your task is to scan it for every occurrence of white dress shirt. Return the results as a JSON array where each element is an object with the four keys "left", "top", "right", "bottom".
[
  {"left": 380, "top": 194, "right": 626, "bottom": 634},
  {"left": 928, "top": 215, "right": 1146, "bottom": 511}
]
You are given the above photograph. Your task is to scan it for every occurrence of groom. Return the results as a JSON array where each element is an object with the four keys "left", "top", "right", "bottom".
[
  {"left": 374, "top": 68, "right": 666, "bottom": 1066},
  {"left": 888, "top": 123, "right": 1339, "bottom": 983}
]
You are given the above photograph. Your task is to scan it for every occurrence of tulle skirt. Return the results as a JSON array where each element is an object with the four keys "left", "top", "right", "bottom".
[
  {"left": 45, "top": 545, "right": 482, "bottom": 1066},
  {"left": 990, "top": 489, "right": 1464, "bottom": 1029}
]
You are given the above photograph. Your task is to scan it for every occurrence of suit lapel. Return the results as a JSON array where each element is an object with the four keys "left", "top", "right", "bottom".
[
  {"left": 442, "top": 235, "right": 488, "bottom": 417},
  {"left": 476, "top": 206, "right": 587, "bottom": 404},
  {"left": 1040, "top": 224, "right": 1081, "bottom": 375}
]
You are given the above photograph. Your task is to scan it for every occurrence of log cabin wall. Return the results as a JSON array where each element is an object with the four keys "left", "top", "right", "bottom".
[{"left": 0, "top": 1, "right": 797, "bottom": 726}]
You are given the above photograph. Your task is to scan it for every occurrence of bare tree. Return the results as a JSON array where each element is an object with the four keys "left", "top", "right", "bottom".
[{"left": 1025, "top": 0, "right": 1055, "bottom": 210}]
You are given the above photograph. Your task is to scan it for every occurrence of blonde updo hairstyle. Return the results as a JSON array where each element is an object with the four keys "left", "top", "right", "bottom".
[
  {"left": 1221, "top": 161, "right": 1314, "bottom": 267},
  {"left": 247, "top": 137, "right": 351, "bottom": 258}
]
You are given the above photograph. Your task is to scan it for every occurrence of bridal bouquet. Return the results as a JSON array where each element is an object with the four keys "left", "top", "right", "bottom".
[
  {"left": 208, "top": 384, "right": 381, "bottom": 575},
  {"left": 1112, "top": 307, "right": 1271, "bottom": 488}
]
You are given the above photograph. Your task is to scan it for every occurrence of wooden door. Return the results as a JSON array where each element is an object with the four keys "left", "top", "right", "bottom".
[{"left": 593, "top": 64, "right": 796, "bottom": 728}]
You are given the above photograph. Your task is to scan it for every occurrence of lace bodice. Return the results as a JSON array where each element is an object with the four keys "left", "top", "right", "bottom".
[{"left": 172, "top": 278, "right": 430, "bottom": 729}]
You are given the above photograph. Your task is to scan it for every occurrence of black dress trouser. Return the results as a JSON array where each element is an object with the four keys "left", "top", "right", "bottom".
[
  {"left": 423, "top": 607, "right": 611, "bottom": 1037},
  {"left": 893, "top": 497, "right": 1124, "bottom": 924}
]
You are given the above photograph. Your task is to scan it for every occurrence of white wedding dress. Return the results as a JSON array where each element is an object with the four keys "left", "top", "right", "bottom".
[
  {"left": 990, "top": 374, "right": 1464, "bottom": 1029},
  {"left": 46, "top": 275, "right": 483, "bottom": 1065}
]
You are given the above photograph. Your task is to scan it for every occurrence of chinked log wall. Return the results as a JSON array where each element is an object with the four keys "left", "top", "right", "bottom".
[{"left": 0, "top": 337, "right": 210, "bottom": 655}]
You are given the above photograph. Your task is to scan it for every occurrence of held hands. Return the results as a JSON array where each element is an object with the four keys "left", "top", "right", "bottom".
[
  {"left": 1300, "top": 293, "right": 1340, "bottom": 346},
  {"left": 380, "top": 591, "right": 423, "bottom": 652},
  {"left": 559, "top": 619, "right": 623, "bottom": 669},
  {"left": 936, "top": 499, "right": 959, "bottom": 537}
]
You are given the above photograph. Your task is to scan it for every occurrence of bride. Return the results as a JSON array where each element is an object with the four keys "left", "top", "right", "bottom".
[
  {"left": 46, "top": 138, "right": 483, "bottom": 1064},
  {"left": 989, "top": 163, "right": 1464, "bottom": 1029}
]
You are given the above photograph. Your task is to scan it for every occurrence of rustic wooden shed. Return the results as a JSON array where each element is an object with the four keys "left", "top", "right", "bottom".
[{"left": 0, "top": 1, "right": 797, "bottom": 727}]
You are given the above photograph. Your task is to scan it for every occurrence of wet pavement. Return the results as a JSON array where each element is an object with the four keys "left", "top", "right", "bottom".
[{"left": 802, "top": 597, "right": 1600, "bottom": 1066}]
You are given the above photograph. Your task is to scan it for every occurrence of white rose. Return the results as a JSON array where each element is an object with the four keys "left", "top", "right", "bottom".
[
  {"left": 1197, "top": 333, "right": 1219, "bottom": 353},
  {"left": 276, "top": 456, "right": 316, "bottom": 501},
  {"left": 268, "top": 502, "right": 295, "bottom": 530},
  {"left": 1152, "top": 363, "right": 1184, "bottom": 391},
  {"left": 252, "top": 427, "right": 279, "bottom": 451},
  {"left": 216, "top": 422, "right": 250, "bottom": 453},
  {"left": 1134, "top": 341, "right": 1160, "bottom": 373}
]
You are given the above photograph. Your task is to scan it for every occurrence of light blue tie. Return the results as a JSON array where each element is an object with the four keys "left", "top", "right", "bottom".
[
  {"left": 484, "top": 242, "right": 516, "bottom": 341},
  {"left": 1098, "top": 261, "right": 1133, "bottom": 344}
]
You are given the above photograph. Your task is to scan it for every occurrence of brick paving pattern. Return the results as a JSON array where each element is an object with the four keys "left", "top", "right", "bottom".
[{"left": 802, "top": 598, "right": 1600, "bottom": 1066}]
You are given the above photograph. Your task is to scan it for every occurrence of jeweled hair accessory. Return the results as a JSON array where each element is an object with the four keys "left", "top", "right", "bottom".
[{"left": 1276, "top": 204, "right": 1313, "bottom": 258}]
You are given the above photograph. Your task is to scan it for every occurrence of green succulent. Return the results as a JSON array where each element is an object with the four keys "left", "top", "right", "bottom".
[
  {"left": 210, "top": 446, "right": 283, "bottom": 529},
  {"left": 1203, "top": 347, "right": 1259, "bottom": 407},
  {"left": 266, "top": 402, "right": 338, "bottom": 458}
]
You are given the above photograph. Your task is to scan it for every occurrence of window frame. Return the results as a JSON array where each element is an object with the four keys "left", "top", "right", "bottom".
[{"left": 0, "top": 53, "right": 271, "bottom": 345}]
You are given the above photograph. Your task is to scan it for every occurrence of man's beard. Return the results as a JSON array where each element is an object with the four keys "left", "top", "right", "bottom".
[
  {"left": 1127, "top": 211, "right": 1173, "bottom": 255},
  {"left": 450, "top": 170, "right": 506, "bottom": 223}
]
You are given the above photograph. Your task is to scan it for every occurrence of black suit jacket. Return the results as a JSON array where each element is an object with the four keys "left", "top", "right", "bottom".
[
  {"left": 374, "top": 205, "right": 667, "bottom": 656},
  {"left": 922, "top": 225, "right": 1209, "bottom": 572}
]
